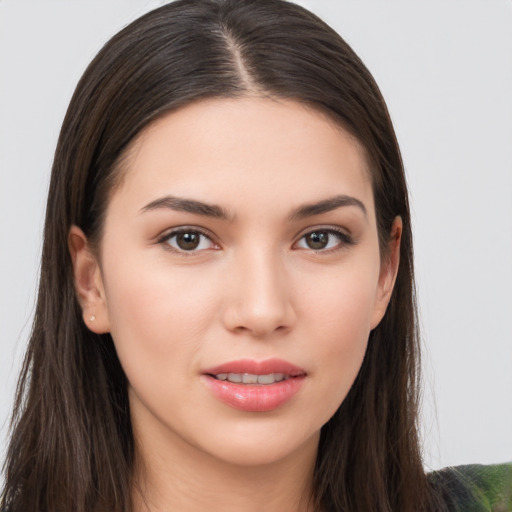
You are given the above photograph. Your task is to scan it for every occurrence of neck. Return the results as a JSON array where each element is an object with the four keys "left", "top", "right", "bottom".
[{"left": 131, "top": 425, "right": 318, "bottom": 512}]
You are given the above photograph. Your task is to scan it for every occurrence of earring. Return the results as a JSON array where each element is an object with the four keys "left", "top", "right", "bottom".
[{"left": 89, "top": 315, "right": 96, "bottom": 322}]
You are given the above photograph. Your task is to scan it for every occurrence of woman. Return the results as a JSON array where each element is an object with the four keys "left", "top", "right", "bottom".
[{"left": 1, "top": 1, "right": 510, "bottom": 511}]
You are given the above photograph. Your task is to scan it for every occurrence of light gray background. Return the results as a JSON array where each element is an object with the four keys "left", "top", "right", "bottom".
[{"left": 1, "top": 0, "right": 511, "bottom": 472}]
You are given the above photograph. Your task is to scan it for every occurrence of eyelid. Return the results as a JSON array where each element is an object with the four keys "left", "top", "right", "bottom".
[
  {"left": 293, "top": 225, "right": 355, "bottom": 253},
  {"left": 156, "top": 226, "right": 220, "bottom": 254},
  {"left": 155, "top": 224, "right": 354, "bottom": 255}
]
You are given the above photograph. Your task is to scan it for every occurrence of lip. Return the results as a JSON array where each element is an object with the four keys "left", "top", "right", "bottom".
[
  {"left": 203, "top": 358, "right": 306, "bottom": 377},
  {"left": 201, "top": 358, "right": 306, "bottom": 412}
]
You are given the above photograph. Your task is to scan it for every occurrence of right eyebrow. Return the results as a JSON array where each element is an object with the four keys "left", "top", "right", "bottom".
[
  {"left": 288, "top": 194, "right": 368, "bottom": 221},
  {"left": 139, "top": 195, "right": 233, "bottom": 221}
]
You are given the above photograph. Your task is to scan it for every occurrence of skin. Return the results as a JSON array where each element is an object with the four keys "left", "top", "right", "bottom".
[{"left": 69, "top": 97, "right": 401, "bottom": 512}]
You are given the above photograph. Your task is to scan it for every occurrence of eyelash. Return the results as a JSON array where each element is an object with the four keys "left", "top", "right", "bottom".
[
  {"left": 157, "top": 227, "right": 218, "bottom": 256},
  {"left": 294, "top": 227, "right": 355, "bottom": 254},
  {"left": 157, "top": 226, "right": 354, "bottom": 255}
]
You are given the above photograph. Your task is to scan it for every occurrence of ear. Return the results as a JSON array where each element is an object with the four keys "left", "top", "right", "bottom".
[
  {"left": 68, "top": 225, "right": 110, "bottom": 334},
  {"left": 370, "top": 216, "right": 402, "bottom": 329}
]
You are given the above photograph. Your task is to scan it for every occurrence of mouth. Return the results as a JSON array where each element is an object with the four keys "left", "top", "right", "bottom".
[
  {"left": 209, "top": 371, "right": 304, "bottom": 385},
  {"left": 201, "top": 359, "right": 306, "bottom": 412}
]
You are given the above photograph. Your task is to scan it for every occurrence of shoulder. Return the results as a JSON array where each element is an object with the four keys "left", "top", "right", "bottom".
[{"left": 428, "top": 462, "right": 512, "bottom": 511}]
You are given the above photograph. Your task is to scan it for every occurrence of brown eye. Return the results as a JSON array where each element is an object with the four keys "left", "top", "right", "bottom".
[
  {"left": 163, "top": 230, "right": 216, "bottom": 252},
  {"left": 176, "top": 232, "right": 200, "bottom": 250},
  {"left": 295, "top": 228, "right": 353, "bottom": 252},
  {"left": 304, "top": 231, "right": 329, "bottom": 250}
]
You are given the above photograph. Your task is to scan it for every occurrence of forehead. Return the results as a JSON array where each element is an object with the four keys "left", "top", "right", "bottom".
[{"left": 110, "top": 97, "right": 374, "bottom": 218}]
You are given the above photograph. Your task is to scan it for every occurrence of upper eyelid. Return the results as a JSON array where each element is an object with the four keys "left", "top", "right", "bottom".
[
  {"left": 155, "top": 224, "right": 352, "bottom": 247},
  {"left": 157, "top": 226, "right": 216, "bottom": 243},
  {"left": 293, "top": 226, "right": 355, "bottom": 251},
  {"left": 293, "top": 224, "right": 352, "bottom": 240},
  {"left": 157, "top": 228, "right": 219, "bottom": 256}
]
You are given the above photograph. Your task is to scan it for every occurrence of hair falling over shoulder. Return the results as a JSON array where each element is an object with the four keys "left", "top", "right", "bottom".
[{"left": 1, "top": 1, "right": 447, "bottom": 511}]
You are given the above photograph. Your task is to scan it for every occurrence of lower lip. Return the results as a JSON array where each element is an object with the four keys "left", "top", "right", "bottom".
[{"left": 202, "top": 375, "right": 305, "bottom": 412}]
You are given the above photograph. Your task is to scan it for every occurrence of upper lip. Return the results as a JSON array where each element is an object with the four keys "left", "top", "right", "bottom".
[{"left": 203, "top": 358, "right": 306, "bottom": 377}]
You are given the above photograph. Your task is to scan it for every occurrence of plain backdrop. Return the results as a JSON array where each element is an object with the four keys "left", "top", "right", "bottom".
[{"left": 1, "top": 0, "right": 511, "bottom": 472}]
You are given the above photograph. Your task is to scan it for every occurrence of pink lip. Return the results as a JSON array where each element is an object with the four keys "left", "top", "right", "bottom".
[
  {"left": 202, "top": 358, "right": 306, "bottom": 412},
  {"left": 203, "top": 358, "right": 305, "bottom": 377}
]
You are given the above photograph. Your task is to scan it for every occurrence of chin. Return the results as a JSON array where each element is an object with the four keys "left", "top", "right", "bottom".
[{"left": 194, "top": 419, "right": 321, "bottom": 468}]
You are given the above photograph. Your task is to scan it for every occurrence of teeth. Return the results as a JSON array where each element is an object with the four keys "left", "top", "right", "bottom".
[
  {"left": 215, "top": 372, "right": 287, "bottom": 384},
  {"left": 242, "top": 373, "right": 258, "bottom": 384},
  {"left": 257, "top": 374, "right": 275, "bottom": 385}
]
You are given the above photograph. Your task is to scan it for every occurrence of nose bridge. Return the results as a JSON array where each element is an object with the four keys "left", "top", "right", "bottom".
[{"left": 223, "top": 242, "right": 295, "bottom": 337}]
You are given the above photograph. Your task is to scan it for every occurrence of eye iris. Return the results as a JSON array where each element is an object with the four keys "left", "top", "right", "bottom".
[
  {"left": 176, "top": 232, "right": 200, "bottom": 250},
  {"left": 306, "top": 231, "right": 329, "bottom": 250}
]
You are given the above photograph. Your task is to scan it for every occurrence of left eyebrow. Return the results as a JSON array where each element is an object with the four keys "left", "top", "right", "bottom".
[
  {"left": 288, "top": 195, "right": 368, "bottom": 221},
  {"left": 140, "top": 195, "right": 233, "bottom": 220}
]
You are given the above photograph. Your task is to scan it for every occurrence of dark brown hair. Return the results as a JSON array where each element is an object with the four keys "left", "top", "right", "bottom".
[{"left": 1, "top": 1, "right": 445, "bottom": 511}]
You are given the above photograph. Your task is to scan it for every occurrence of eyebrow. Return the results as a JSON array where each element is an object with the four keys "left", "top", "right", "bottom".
[
  {"left": 288, "top": 195, "right": 367, "bottom": 221},
  {"left": 140, "top": 195, "right": 232, "bottom": 220},
  {"left": 140, "top": 194, "right": 367, "bottom": 222}
]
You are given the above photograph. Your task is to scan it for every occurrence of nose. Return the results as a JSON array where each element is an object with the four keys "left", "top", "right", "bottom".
[{"left": 221, "top": 249, "right": 297, "bottom": 338}]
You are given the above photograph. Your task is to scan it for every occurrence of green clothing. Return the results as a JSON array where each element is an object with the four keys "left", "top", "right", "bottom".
[{"left": 430, "top": 463, "right": 512, "bottom": 511}]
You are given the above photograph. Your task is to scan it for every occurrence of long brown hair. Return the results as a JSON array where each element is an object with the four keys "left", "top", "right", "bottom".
[{"left": 1, "top": 1, "right": 444, "bottom": 511}]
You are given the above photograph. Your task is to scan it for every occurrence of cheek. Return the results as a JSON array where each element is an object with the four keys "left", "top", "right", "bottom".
[
  {"left": 309, "top": 284, "right": 373, "bottom": 370},
  {"left": 301, "top": 258, "right": 380, "bottom": 345},
  {"left": 101, "top": 254, "right": 219, "bottom": 374},
  {"left": 299, "top": 263, "right": 379, "bottom": 413}
]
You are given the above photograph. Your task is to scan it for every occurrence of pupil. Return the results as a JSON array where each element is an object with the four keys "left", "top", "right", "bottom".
[
  {"left": 177, "top": 232, "right": 200, "bottom": 250},
  {"left": 307, "top": 231, "right": 328, "bottom": 249}
]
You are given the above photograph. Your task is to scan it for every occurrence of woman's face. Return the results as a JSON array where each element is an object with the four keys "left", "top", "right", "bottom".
[{"left": 73, "top": 97, "right": 399, "bottom": 468}]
